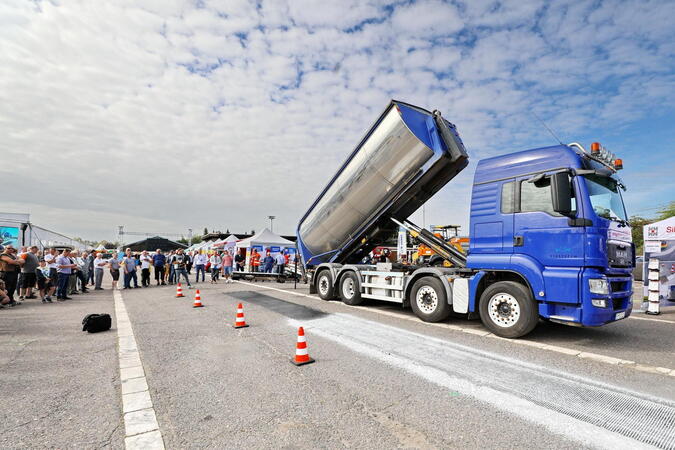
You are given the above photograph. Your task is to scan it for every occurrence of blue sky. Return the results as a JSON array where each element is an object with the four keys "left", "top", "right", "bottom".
[{"left": 0, "top": 0, "right": 673, "bottom": 240}]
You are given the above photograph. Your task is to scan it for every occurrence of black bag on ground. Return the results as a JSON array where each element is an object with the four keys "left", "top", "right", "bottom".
[{"left": 82, "top": 313, "right": 112, "bottom": 333}]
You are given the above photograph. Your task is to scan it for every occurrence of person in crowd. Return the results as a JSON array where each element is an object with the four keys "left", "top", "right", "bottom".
[
  {"left": 44, "top": 248, "right": 58, "bottom": 286},
  {"left": 0, "top": 245, "right": 24, "bottom": 304},
  {"left": 75, "top": 251, "right": 89, "bottom": 293},
  {"left": 17, "top": 247, "right": 27, "bottom": 294},
  {"left": 284, "top": 251, "right": 290, "bottom": 266},
  {"left": 167, "top": 250, "right": 176, "bottom": 284},
  {"left": 250, "top": 249, "right": 261, "bottom": 272},
  {"left": 221, "top": 249, "right": 234, "bottom": 284},
  {"left": 86, "top": 251, "right": 95, "bottom": 286},
  {"left": 275, "top": 251, "right": 286, "bottom": 275},
  {"left": 109, "top": 251, "right": 121, "bottom": 290},
  {"left": 56, "top": 249, "right": 76, "bottom": 300},
  {"left": 19, "top": 245, "right": 40, "bottom": 300},
  {"left": 194, "top": 250, "right": 207, "bottom": 283},
  {"left": 234, "top": 251, "right": 244, "bottom": 272},
  {"left": 93, "top": 252, "right": 107, "bottom": 290},
  {"left": 185, "top": 251, "right": 193, "bottom": 275},
  {"left": 209, "top": 251, "right": 222, "bottom": 284},
  {"left": 36, "top": 259, "right": 54, "bottom": 303},
  {"left": 0, "top": 278, "right": 14, "bottom": 308},
  {"left": 67, "top": 251, "right": 77, "bottom": 295},
  {"left": 152, "top": 249, "right": 166, "bottom": 285},
  {"left": 262, "top": 250, "right": 274, "bottom": 273},
  {"left": 171, "top": 249, "right": 192, "bottom": 288},
  {"left": 139, "top": 250, "right": 152, "bottom": 287},
  {"left": 122, "top": 249, "right": 139, "bottom": 289},
  {"left": 0, "top": 279, "right": 13, "bottom": 308}
]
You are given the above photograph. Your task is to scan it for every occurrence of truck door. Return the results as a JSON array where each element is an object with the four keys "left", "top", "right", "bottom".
[{"left": 512, "top": 173, "right": 584, "bottom": 304}]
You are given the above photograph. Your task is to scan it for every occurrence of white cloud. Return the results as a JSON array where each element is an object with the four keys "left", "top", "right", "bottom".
[{"left": 0, "top": 0, "right": 673, "bottom": 241}]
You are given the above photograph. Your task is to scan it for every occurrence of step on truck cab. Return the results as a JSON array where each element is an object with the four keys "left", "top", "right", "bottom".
[{"left": 296, "top": 100, "right": 633, "bottom": 338}]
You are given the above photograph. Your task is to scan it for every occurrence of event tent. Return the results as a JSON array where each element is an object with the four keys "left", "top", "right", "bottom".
[
  {"left": 236, "top": 228, "right": 294, "bottom": 250},
  {"left": 125, "top": 236, "right": 188, "bottom": 252},
  {"left": 235, "top": 229, "right": 294, "bottom": 271}
]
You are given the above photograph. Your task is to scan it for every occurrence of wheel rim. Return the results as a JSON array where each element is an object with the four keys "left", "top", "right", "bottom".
[
  {"left": 342, "top": 278, "right": 354, "bottom": 299},
  {"left": 416, "top": 286, "right": 438, "bottom": 314},
  {"left": 318, "top": 275, "right": 329, "bottom": 296},
  {"left": 488, "top": 293, "right": 521, "bottom": 328}
]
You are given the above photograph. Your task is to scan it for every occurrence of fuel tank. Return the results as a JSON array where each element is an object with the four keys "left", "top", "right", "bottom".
[{"left": 297, "top": 100, "right": 468, "bottom": 266}]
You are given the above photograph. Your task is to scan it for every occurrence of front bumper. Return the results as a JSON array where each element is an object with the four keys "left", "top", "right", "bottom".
[{"left": 539, "top": 270, "right": 633, "bottom": 327}]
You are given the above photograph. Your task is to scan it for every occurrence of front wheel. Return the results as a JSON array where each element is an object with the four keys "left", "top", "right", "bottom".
[
  {"left": 339, "top": 272, "right": 363, "bottom": 305},
  {"left": 479, "top": 281, "right": 538, "bottom": 338},
  {"left": 410, "top": 277, "right": 451, "bottom": 322},
  {"left": 316, "top": 270, "right": 335, "bottom": 300}
]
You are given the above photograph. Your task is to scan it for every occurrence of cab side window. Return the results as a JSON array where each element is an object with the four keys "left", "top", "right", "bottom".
[{"left": 520, "top": 178, "right": 556, "bottom": 215}]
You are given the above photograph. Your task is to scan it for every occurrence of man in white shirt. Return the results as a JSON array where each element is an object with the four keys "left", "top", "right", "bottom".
[
  {"left": 93, "top": 253, "right": 107, "bottom": 290},
  {"left": 275, "top": 252, "right": 286, "bottom": 274},
  {"left": 209, "top": 252, "right": 222, "bottom": 284},
  {"left": 194, "top": 251, "right": 207, "bottom": 283},
  {"left": 140, "top": 250, "right": 152, "bottom": 287}
]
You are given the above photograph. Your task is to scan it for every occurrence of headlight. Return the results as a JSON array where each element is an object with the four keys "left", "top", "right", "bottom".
[
  {"left": 591, "top": 299, "right": 608, "bottom": 308},
  {"left": 589, "top": 278, "right": 608, "bottom": 295}
]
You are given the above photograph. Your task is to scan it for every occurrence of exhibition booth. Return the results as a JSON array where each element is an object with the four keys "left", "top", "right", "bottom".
[{"left": 642, "top": 216, "right": 675, "bottom": 304}]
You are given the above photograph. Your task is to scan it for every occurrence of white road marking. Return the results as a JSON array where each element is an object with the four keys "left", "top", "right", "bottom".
[
  {"left": 630, "top": 314, "right": 675, "bottom": 324},
  {"left": 289, "top": 313, "right": 675, "bottom": 450},
  {"left": 114, "top": 290, "right": 165, "bottom": 450},
  {"left": 235, "top": 280, "right": 675, "bottom": 377}
]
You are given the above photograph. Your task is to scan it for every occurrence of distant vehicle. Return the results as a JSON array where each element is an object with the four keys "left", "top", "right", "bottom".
[{"left": 296, "top": 100, "right": 634, "bottom": 338}]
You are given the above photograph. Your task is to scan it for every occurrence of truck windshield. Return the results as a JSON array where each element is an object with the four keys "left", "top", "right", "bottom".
[{"left": 584, "top": 174, "right": 627, "bottom": 222}]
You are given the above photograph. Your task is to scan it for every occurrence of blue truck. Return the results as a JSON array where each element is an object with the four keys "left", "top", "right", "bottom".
[{"left": 296, "top": 100, "right": 634, "bottom": 338}]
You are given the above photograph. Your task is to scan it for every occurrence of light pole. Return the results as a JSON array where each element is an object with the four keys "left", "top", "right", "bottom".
[{"left": 268, "top": 216, "right": 276, "bottom": 232}]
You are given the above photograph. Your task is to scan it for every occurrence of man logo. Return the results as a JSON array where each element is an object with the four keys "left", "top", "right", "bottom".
[{"left": 647, "top": 226, "right": 658, "bottom": 238}]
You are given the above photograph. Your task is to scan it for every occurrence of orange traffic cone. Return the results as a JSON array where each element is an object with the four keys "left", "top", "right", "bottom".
[
  {"left": 233, "top": 303, "right": 248, "bottom": 328},
  {"left": 175, "top": 283, "right": 184, "bottom": 298},
  {"left": 291, "top": 327, "right": 315, "bottom": 366},
  {"left": 193, "top": 290, "right": 203, "bottom": 308}
]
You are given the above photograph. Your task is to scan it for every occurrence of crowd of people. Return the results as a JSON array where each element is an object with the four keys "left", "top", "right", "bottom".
[
  {"left": 0, "top": 245, "right": 241, "bottom": 308},
  {"left": 0, "top": 244, "right": 295, "bottom": 309}
]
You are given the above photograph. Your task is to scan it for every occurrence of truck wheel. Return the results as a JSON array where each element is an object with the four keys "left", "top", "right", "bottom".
[
  {"left": 410, "top": 277, "right": 451, "bottom": 322},
  {"left": 316, "top": 270, "right": 335, "bottom": 300},
  {"left": 339, "top": 272, "right": 363, "bottom": 306},
  {"left": 479, "top": 281, "right": 538, "bottom": 338}
]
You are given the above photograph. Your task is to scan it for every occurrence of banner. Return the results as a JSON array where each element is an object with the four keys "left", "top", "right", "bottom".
[{"left": 0, "top": 227, "right": 19, "bottom": 248}]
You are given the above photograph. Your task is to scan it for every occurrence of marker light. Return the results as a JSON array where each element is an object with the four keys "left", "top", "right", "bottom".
[
  {"left": 590, "top": 142, "right": 601, "bottom": 153},
  {"left": 614, "top": 158, "right": 623, "bottom": 170}
]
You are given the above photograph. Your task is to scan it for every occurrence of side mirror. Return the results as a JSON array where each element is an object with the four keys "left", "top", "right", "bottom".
[{"left": 551, "top": 172, "right": 573, "bottom": 215}]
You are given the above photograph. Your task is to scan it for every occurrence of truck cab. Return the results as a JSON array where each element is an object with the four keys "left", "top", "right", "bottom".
[{"left": 467, "top": 143, "right": 633, "bottom": 330}]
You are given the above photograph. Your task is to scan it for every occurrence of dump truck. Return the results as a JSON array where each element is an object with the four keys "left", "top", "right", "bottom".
[{"left": 296, "top": 100, "right": 634, "bottom": 338}]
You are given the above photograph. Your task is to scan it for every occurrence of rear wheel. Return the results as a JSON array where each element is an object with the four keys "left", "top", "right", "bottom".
[
  {"left": 316, "top": 270, "right": 335, "bottom": 300},
  {"left": 339, "top": 272, "right": 363, "bottom": 305},
  {"left": 479, "top": 281, "right": 538, "bottom": 338},
  {"left": 410, "top": 277, "right": 451, "bottom": 322}
]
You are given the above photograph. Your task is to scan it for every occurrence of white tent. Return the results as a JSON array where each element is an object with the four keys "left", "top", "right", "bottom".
[
  {"left": 236, "top": 228, "right": 293, "bottom": 249},
  {"left": 642, "top": 216, "right": 675, "bottom": 304},
  {"left": 235, "top": 228, "right": 294, "bottom": 271}
]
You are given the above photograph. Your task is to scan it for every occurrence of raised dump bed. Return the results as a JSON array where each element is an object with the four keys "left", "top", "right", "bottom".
[{"left": 296, "top": 100, "right": 469, "bottom": 267}]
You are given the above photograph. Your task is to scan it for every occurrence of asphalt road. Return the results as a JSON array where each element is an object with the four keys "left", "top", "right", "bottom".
[{"left": 1, "top": 274, "right": 674, "bottom": 449}]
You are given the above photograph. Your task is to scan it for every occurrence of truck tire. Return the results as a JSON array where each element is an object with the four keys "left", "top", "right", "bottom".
[
  {"left": 339, "top": 272, "right": 363, "bottom": 305},
  {"left": 410, "top": 277, "right": 451, "bottom": 322},
  {"left": 478, "top": 281, "right": 538, "bottom": 338},
  {"left": 316, "top": 270, "right": 335, "bottom": 300}
]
